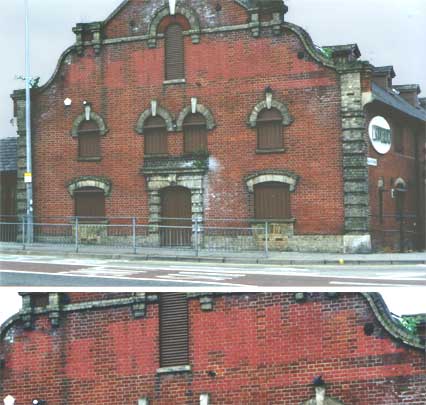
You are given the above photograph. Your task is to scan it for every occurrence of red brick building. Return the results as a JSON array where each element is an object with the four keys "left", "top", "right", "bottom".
[
  {"left": 1, "top": 292, "right": 425, "bottom": 404},
  {"left": 10, "top": 0, "right": 426, "bottom": 252}
]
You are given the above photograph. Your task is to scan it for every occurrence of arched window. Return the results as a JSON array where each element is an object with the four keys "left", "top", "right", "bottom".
[
  {"left": 144, "top": 116, "right": 168, "bottom": 155},
  {"left": 78, "top": 120, "right": 101, "bottom": 158},
  {"left": 256, "top": 108, "right": 283, "bottom": 151},
  {"left": 74, "top": 187, "right": 105, "bottom": 221},
  {"left": 183, "top": 113, "right": 207, "bottom": 153},
  {"left": 254, "top": 182, "right": 290, "bottom": 220},
  {"left": 165, "top": 23, "right": 184, "bottom": 80}
]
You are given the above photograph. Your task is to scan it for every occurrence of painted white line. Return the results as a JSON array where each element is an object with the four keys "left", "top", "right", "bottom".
[
  {"left": 0, "top": 269, "right": 252, "bottom": 287},
  {"left": 329, "top": 281, "right": 417, "bottom": 287},
  {"left": 157, "top": 275, "right": 232, "bottom": 281}
]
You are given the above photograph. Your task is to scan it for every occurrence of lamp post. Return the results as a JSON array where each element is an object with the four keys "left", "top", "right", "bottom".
[{"left": 24, "top": 0, "right": 34, "bottom": 243}]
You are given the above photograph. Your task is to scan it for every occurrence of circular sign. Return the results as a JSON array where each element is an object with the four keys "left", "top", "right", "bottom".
[{"left": 368, "top": 116, "right": 392, "bottom": 154}]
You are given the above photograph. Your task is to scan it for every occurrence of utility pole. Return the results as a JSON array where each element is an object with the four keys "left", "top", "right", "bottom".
[{"left": 24, "top": 0, "right": 33, "bottom": 243}]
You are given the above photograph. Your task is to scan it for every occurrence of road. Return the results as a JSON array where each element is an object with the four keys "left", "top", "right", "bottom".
[{"left": 1, "top": 254, "right": 426, "bottom": 287}]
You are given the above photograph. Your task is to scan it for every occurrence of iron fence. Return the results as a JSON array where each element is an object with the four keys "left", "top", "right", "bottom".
[{"left": 0, "top": 216, "right": 271, "bottom": 257}]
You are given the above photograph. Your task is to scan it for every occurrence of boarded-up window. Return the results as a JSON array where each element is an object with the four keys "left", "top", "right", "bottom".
[
  {"left": 74, "top": 187, "right": 105, "bottom": 221},
  {"left": 254, "top": 182, "right": 290, "bottom": 219},
  {"left": 394, "top": 125, "right": 403, "bottom": 154},
  {"left": 144, "top": 116, "right": 168, "bottom": 155},
  {"left": 78, "top": 120, "right": 101, "bottom": 158},
  {"left": 165, "top": 24, "right": 184, "bottom": 80},
  {"left": 160, "top": 293, "right": 189, "bottom": 367},
  {"left": 257, "top": 108, "right": 283, "bottom": 150},
  {"left": 183, "top": 113, "right": 207, "bottom": 153}
]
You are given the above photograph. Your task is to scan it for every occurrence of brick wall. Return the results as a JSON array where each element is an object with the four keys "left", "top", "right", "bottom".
[
  {"left": 1, "top": 293, "right": 425, "bottom": 404},
  {"left": 26, "top": 0, "right": 345, "bottom": 236}
]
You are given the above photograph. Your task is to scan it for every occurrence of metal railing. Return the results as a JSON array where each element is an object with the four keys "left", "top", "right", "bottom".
[{"left": 0, "top": 216, "right": 272, "bottom": 257}]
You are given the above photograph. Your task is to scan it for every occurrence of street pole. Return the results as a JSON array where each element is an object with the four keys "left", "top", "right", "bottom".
[{"left": 25, "top": 0, "right": 34, "bottom": 243}]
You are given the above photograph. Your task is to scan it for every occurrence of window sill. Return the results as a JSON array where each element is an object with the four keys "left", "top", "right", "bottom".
[
  {"left": 144, "top": 153, "right": 169, "bottom": 158},
  {"left": 77, "top": 157, "right": 102, "bottom": 162},
  {"left": 255, "top": 148, "right": 286, "bottom": 154},
  {"left": 249, "top": 218, "right": 296, "bottom": 224},
  {"left": 163, "top": 79, "right": 186, "bottom": 85},
  {"left": 156, "top": 365, "right": 191, "bottom": 374}
]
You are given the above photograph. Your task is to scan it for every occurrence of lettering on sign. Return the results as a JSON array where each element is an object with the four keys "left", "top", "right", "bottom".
[{"left": 368, "top": 116, "right": 392, "bottom": 154}]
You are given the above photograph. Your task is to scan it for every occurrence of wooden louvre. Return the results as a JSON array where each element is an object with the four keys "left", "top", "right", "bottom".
[
  {"left": 254, "top": 182, "right": 290, "bottom": 220},
  {"left": 165, "top": 24, "right": 184, "bottom": 80},
  {"left": 183, "top": 113, "right": 208, "bottom": 153},
  {"left": 256, "top": 108, "right": 283, "bottom": 150},
  {"left": 74, "top": 187, "right": 106, "bottom": 221},
  {"left": 159, "top": 293, "right": 189, "bottom": 368},
  {"left": 144, "top": 116, "right": 168, "bottom": 155},
  {"left": 78, "top": 120, "right": 101, "bottom": 158}
]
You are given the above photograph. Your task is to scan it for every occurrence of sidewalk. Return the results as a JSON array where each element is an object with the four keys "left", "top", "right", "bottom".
[{"left": 1, "top": 243, "right": 425, "bottom": 265}]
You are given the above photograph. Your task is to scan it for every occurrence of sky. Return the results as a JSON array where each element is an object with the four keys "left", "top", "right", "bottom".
[
  {"left": 0, "top": 0, "right": 425, "bottom": 139},
  {"left": 0, "top": 290, "right": 425, "bottom": 325}
]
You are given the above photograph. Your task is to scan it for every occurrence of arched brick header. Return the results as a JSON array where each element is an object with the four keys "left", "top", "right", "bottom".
[
  {"left": 147, "top": 3, "right": 201, "bottom": 48},
  {"left": 67, "top": 176, "right": 112, "bottom": 196},
  {"left": 247, "top": 99, "right": 293, "bottom": 128},
  {"left": 135, "top": 105, "right": 174, "bottom": 134},
  {"left": 176, "top": 104, "right": 216, "bottom": 131},
  {"left": 71, "top": 111, "right": 108, "bottom": 137},
  {"left": 245, "top": 170, "right": 299, "bottom": 192}
]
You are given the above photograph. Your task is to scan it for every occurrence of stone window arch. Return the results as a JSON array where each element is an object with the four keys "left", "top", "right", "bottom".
[
  {"left": 67, "top": 176, "right": 112, "bottom": 197},
  {"left": 247, "top": 99, "right": 293, "bottom": 128},
  {"left": 71, "top": 111, "right": 108, "bottom": 137},
  {"left": 135, "top": 105, "right": 174, "bottom": 134},
  {"left": 147, "top": 5, "right": 201, "bottom": 48},
  {"left": 245, "top": 170, "right": 299, "bottom": 193},
  {"left": 176, "top": 104, "right": 216, "bottom": 131}
]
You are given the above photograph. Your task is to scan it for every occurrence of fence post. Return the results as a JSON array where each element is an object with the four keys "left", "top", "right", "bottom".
[
  {"left": 132, "top": 217, "right": 137, "bottom": 254},
  {"left": 22, "top": 216, "right": 26, "bottom": 250},
  {"left": 264, "top": 221, "right": 269, "bottom": 258},
  {"left": 194, "top": 218, "right": 199, "bottom": 257},
  {"left": 75, "top": 217, "right": 79, "bottom": 253}
]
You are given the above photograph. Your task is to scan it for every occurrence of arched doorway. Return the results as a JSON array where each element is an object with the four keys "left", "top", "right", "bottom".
[{"left": 160, "top": 186, "right": 192, "bottom": 246}]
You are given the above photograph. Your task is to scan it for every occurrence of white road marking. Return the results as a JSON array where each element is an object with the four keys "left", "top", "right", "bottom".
[
  {"left": 58, "top": 267, "right": 145, "bottom": 277},
  {"left": 0, "top": 269, "right": 252, "bottom": 287}
]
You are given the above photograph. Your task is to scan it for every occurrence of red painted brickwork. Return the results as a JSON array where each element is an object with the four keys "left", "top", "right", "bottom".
[
  {"left": 366, "top": 102, "right": 426, "bottom": 251},
  {"left": 1, "top": 293, "right": 425, "bottom": 404},
  {"left": 28, "top": 0, "right": 344, "bottom": 235}
]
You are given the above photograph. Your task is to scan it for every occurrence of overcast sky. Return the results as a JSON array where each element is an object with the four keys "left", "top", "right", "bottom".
[
  {"left": 0, "top": 0, "right": 425, "bottom": 139},
  {"left": 0, "top": 290, "right": 425, "bottom": 326}
]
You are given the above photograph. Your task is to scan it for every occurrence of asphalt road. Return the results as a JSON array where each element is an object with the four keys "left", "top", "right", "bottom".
[{"left": 1, "top": 254, "right": 426, "bottom": 287}]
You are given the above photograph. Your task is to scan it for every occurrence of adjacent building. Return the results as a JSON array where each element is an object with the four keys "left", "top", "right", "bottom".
[
  {"left": 0, "top": 138, "right": 17, "bottom": 241},
  {"left": 1, "top": 292, "right": 425, "bottom": 404},
  {"left": 10, "top": 0, "right": 426, "bottom": 252}
]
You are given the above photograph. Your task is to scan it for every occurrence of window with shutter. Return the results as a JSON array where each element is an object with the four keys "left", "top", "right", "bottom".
[
  {"left": 74, "top": 187, "right": 106, "bottom": 222},
  {"left": 165, "top": 24, "right": 184, "bottom": 80},
  {"left": 256, "top": 108, "right": 283, "bottom": 151},
  {"left": 159, "top": 293, "right": 189, "bottom": 368},
  {"left": 183, "top": 113, "right": 207, "bottom": 153},
  {"left": 78, "top": 120, "right": 101, "bottom": 158},
  {"left": 144, "top": 116, "right": 168, "bottom": 155},
  {"left": 254, "top": 182, "right": 290, "bottom": 220}
]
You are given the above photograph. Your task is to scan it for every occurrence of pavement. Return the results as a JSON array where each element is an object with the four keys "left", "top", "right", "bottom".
[{"left": 1, "top": 242, "right": 425, "bottom": 265}]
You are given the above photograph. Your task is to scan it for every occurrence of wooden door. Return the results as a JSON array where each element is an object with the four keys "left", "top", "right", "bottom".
[{"left": 160, "top": 187, "right": 192, "bottom": 246}]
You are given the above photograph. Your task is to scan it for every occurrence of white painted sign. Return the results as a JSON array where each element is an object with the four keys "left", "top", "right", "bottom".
[
  {"left": 368, "top": 116, "right": 392, "bottom": 154},
  {"left": 367, "top": 157, "right": 378, "bottom": 166},
  {"left": 24, "top": 172, "right": 32, "bottom": 183}
]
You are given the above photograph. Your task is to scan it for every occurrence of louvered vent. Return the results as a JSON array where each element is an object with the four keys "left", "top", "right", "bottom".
[{"left": 159, "top": 293, "right": 189, "bottom": 367}]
